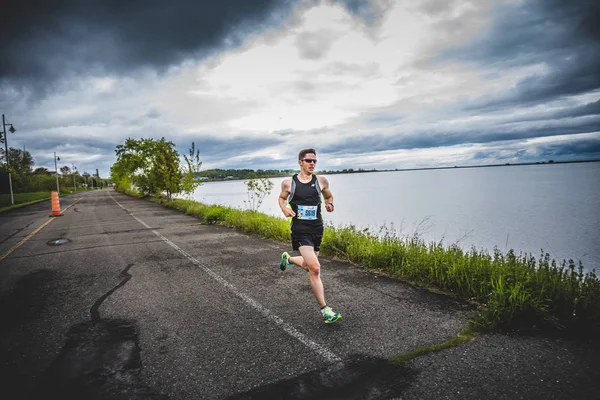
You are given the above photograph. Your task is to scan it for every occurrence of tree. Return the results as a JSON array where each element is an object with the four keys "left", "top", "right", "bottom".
[
  {"left": 151, "top": 139, "right": 182, "bottom": 199},
  {"left": 60, "top": 165, "right": 71, "bottom": 175},
  {"left": 0, "top": 147, "right": 34, "bottom": 174},
  {"left": 112, "top": 137, "right": 184, "bottom": 199},
  {"left": 180, "top": 142, "right": 203, "bottom": 198},
  {"left": 243, "top": 172, "right": 274, "bottom": 212},
  {"left": 33, "top": 167, "right": 51, "bottom": 175}
]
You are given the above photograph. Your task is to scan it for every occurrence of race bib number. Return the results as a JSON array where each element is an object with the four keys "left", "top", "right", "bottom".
[{"left": 297, "top": 205, "right": 318, "bottom": 220}]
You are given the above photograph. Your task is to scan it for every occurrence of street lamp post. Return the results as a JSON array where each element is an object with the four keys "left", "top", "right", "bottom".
[
  {"left": 72, "top": 164, "right": 77, "bottom": 192},
  {"left": 1, "top": 114, "right": 16, "bottom": 205},
  {"left": 54, "top": 152, "right": 60, "bottom": 193}
]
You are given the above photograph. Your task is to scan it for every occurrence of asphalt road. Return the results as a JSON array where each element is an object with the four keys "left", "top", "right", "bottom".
[{"left": 0, "top": 189, "right": 598, "bottom": 399}]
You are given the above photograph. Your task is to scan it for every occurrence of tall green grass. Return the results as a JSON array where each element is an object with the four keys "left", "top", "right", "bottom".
[
  {"left": 0, "top": 188, "right": 107, "bottom": 212},
  {"left": 148, "top": 195, "right": 599, "bottom": 334},
  {"left": 0, "top": 188, "right": 98, "bottom": 210},
  {"left": 321, "top": 225, "right": 600, "bottom": 333},
  {"left": 153, "top": 198, "right": 291, "bottom": 242},
  {"left": 0, "top": 191, "right": 62, "bottom": 211},
  {"left": 0, "top": 191, "right": 52, "bottom": 208}
]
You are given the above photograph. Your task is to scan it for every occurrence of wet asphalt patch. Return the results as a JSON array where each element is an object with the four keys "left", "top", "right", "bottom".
[
  {"left": 228, "top": 355, "right": 417, "bottom": 400},
  {"left": 32, "top": 319, "right": 166, "bottom": 400},
  {"left": 0, "top": 267, "right": 166, "bottom": 399},
  {"left": 32, "top": 262, "right": 166, "bottom": 399}
]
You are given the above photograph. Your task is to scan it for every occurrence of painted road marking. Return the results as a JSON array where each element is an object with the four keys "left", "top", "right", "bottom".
[
  {"left": 0, "top": 202, "right": 77, "bottom": 264},
  {"left": 108, "top": 192, "right": 341, "bottom": 364}
]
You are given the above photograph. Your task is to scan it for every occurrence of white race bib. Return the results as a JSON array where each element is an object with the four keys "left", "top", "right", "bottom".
[{"left": 297, "top": 205, "right": 318, "bottom": 220}]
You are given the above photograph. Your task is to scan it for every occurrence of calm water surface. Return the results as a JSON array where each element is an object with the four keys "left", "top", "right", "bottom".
[{"left": 191, "top": 163, "right": 600, "bottom": 271}]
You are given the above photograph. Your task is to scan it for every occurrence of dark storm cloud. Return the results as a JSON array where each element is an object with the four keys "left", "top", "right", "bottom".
[
  {"left": 564, "top": 100, "right": 600, "bottom": 119},
  {"left": 501, "top": 100, "right": 600, "bottom": 124},
  {"left": 442, "top": 0, "right": 600, "bottom": 107},
  {"left": 471, "top": 136, "right": 600, "bottom": 163},
  {"left": 1, "top": 0, "right": 381, "bottom": 87},
  {"left": 0, "top": 0, "right": 297, "bottom": 85},
  {"left": 537, "top": 137, "right": 600, "bottom": 159}
]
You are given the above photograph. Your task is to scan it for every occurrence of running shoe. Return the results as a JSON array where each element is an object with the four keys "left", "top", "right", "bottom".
[
  {"left": 280, "top": 252, "right": 292, "bottom": 271},
  {"left": 322, "top": 307, "right": 342, "bottom": 324}
]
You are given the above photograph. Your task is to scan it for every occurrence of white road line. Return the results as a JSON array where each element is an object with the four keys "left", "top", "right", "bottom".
[{"left": 108, "top": 192, "right": 341, "bottom": 363}]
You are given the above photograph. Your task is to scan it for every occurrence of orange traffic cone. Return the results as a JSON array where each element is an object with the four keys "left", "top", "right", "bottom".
[{"left": 50, "top": 190, "right": 62, "bottom": 217}]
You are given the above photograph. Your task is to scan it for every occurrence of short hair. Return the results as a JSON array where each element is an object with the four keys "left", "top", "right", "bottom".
[{"left": 298, "top": 148, "right": 316, "bottom": 160}]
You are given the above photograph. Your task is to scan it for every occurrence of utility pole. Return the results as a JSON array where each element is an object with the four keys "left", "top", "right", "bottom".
[
  {"left": 2, "top": 114, "right": 16, "bottom": 205},
  {"left": 54, "top": 152, "right": 60, "bottom": 193},
  {"left": 72, "top": 164, "right": 76, "bottom": 192}
]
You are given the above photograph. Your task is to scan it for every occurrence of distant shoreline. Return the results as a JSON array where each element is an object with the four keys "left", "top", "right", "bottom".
[
  {"left": 200, "top": 159, "right": 600, "bottom": 181},
  {"left": 362, "top": 158, "right": 600, "bottom": 174}
]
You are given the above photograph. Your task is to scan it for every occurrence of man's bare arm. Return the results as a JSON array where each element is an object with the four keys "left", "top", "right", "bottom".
[
  {"left": 279, "top": 178, "right": 296, "bottom": 217},
  {"left": 319, "top": 176, "right": 334, "bottom": 212}
]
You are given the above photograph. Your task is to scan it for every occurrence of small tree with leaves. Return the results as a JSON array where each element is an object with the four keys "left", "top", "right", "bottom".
[
  {"left": 180, "top": 142, "right": 203, "bottom": 199},
  {"left": 243, "top": 172, "right": 274, "bottom": 212}
]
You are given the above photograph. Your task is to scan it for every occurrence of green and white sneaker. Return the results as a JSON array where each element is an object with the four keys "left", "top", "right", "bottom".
[
  {"left": 322, "top": 306, "right": 342, "bottom": 324},
  {"left": 280, "top": 252, "right": 292, "bottom": 271}
]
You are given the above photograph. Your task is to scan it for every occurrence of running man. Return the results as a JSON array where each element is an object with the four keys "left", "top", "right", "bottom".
[{"left": 278, "top": 148, "right": 341, "bottom": 324}]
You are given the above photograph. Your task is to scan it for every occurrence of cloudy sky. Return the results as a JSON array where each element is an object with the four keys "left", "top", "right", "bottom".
[{"left": 1, "top": 0, "right": 599, "bottom": 177}]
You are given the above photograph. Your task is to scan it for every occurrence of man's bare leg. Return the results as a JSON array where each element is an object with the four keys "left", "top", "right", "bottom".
[
  {"left": 288, "top": 253, "right": 309, "bottom": 272},
  {"left": 286, "top": 248, "right": 341, "bottom": 323},
  {"left": 288, "top": 250, "right": 321, "bottom": 272},
  {"left": 290, "top": 246, "right": 326, "bottom": 308}
]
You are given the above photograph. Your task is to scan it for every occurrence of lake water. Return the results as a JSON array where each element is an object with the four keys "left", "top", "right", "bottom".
[{"left": 191, "top": 163, "right": 600, "bottom": 272}]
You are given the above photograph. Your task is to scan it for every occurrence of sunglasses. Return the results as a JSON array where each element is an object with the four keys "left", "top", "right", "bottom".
[{"left": 302, "top": 159, "right": 317, "bottom": 163}]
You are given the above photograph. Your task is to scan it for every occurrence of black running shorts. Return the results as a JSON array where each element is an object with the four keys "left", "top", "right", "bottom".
[{"left": 291, "top": 231, "right": 323, "bottom": 252}]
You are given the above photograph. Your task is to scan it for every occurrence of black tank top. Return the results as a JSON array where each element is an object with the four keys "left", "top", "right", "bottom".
[{"left": 289, "top": 174, "right": 323, "bottom": 231}]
